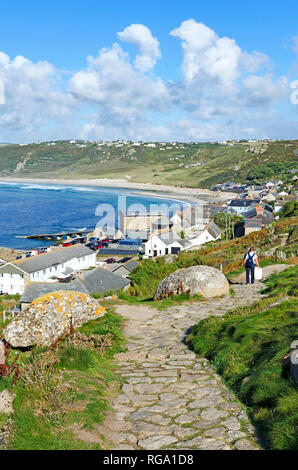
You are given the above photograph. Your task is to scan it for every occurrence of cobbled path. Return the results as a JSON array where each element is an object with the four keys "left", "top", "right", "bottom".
[{"left": 105, "top": 266, "right": 290, "bottom": 451}]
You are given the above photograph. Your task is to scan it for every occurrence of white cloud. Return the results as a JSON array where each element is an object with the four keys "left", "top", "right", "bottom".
[
  {"left": 170, "top": 19, "right": 241, "bottom": 89},
  {"left": 69, "top": 42, "right": 169, "bottom": 133},
  {"left": 240, "top": 50, "right": 270, "bottom": 73},
  {"left": 241, "top": 75, "right": 288, "bottom": 106},
  {"left": 118, "top": 23, "right": 161, "bottom": 71},
  {"left": 0, "top": 51, "right": 75, "bottom": 141},
  {"left": 0, "top": 20, "right": 295, "bottom": 143}
]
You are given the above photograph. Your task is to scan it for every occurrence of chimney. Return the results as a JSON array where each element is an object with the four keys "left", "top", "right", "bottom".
[{"left": 256, "top": 204, "right": 264, "bottom": 216}]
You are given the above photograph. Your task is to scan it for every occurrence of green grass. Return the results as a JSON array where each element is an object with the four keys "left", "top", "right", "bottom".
[
  {"left": 1, "top": 308, "right": 126, "bottom": 450},
  {"left": 187, "top": 266, "right": 298, "bottom": 450},
  {"left": 118, "top": 290, "right": 203, "bottom": 309},
  {"left": 262, "top": 265, "right": 298, "bottom": 297}
]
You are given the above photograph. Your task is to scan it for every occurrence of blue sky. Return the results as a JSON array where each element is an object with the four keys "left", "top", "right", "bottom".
[{"left": 0, "top": 0, "right": 297, "bottom": 142}]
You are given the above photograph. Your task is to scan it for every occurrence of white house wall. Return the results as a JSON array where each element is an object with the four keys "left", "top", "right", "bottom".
[
  {"left": 29, "top": 253, "right": 96, "bottom": 282},
  {"left": 189, "top": 230, "right": 216, "bottom": 247},
  {"left": 145, "top": 237, "right": 183, "bottom": 257},
  {"left": 0, "top": 253, "right": 96, "bottom": 294},
  {"left": 0, "top": 272, "right": 27, "bottom": 295}
]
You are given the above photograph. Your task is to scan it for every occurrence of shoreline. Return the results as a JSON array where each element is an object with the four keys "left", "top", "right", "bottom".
[
  {"left": 0, "top": 176, "right": 235, "bottom": 205},
  {"left": 0, "top": 177, "right": 236, "bottom": 252}
]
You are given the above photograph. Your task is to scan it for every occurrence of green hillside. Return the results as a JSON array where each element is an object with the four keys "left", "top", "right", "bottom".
[{"left": 0, "top": 139, "right": 297, "bottom": 188}]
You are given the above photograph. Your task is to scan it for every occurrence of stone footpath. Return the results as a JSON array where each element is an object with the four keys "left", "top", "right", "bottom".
[{"left": 106, "top": 282, "right": 267, "bottom": 450}]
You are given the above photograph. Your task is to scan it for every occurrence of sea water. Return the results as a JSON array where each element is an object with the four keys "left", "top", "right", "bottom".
[{"left": 0, "top": 182, "right": 185, "bottom": 249}]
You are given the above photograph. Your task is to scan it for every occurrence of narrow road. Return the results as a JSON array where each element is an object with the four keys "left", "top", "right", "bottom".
[{"left": 103, "top": 265, "right": 289, "bottom": 450}]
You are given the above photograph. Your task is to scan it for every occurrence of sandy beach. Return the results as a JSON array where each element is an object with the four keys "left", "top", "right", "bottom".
[{"left": 0, "top": 177, "right": 235, "bottom": 205}]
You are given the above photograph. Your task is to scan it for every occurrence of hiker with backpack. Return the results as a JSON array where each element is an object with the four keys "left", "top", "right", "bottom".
[{"left": 243, "top": 247, "right": 260, "bottom": 284}]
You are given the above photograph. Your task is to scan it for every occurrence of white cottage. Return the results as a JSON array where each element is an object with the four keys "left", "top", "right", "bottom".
[
  {"left": 188, "top": 221, "right": 221, "bottom": 248},
  {"left": 145, "top": 231, "right": 186, "bottom": 257},
  {"left": 0, "top": 244, "right": 96, "bottom": 294}
]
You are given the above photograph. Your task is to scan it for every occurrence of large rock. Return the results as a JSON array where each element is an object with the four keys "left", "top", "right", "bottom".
[
  {"left": 4, "top": 291, "right": 106, "bottom": 347},
  {"left": 154, "top": 265, "right": 229, "bottom": 300}
]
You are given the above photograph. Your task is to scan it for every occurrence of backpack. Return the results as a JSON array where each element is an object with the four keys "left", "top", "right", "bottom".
[{"left": 245, "top": 252, "right": 255, "bottom": 267}]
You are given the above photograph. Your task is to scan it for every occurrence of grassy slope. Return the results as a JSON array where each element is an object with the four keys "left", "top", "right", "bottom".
[
  {"left": 0, "top": 308, "right": 125, "bottom": 450},
  {"left": 187, "top": 267, "right": 298, "bottom": 450},
  {"left": 0, "top": 140, "right": 297, "bottom": 188}
]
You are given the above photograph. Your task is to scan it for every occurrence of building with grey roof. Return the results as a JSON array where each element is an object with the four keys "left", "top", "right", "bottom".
[
  {"left": 124, "top": 260, "right": 139, "bottom": 272},
  {"left": 0, "top": 244, "right": 96, "bottom": 295},
  {"left": 144, "top": 231, "right": 184, "bottom": 257},
  {"left": 20, "top": 268, "right": 130, "bottom": 309},
  {"left": 80, "top": 268, "right": 130, "bottom": 294},
  {"left": 16, "top": 245, "right": 94, "bottom": 274},
  {"left": 206, "top": 221, "right": 221, "bottom": 240}
]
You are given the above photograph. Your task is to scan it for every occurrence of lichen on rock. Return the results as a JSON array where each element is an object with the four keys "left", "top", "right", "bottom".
[{"left": 4, "top": 291, "right": 106, "bottom": 347}]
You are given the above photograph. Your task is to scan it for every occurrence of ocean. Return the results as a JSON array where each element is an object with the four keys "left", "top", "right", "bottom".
[{"left": 0, "top": 182, "right": 186, "bottom": 249}]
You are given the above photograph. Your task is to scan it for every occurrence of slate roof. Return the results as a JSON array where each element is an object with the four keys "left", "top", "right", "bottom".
[
  {"left": 20, "top": 268, "right": 130, "bottom": 303},
  {"left": 158, "top": 231, "right": 182, "bottom": 246},
  {"left": 0, "top": 263, "right": 26, "bottom": 275},
  {"left": 97, "top": 248, "right": 140, "bottom": 256},
  {"left": 179, "top": 239, "right": 193, "bottom": 248},
  {"left": 124, "top": 260, "right": 139, "bottom": 272},
  {"left": 244, "top": 208, "right": 273, "bottom": 222},
  {"left": 20, "top": 279, "right": 89, "bottom": 303},
  {"left": 111, "top": 265, "right": 131, "bottom": 277},
  {"left": 15, "top": 244, "right": 94, "bottom": 274},
  {"left": 244, "top": 214, "right": 273, "bottom": 226},
  {"left": 229, "top": 199, "right": 259, "bottom": 208},
  {"left": 104, "top": 263, "right": 121, "bottom": 272},
  {"left": 82, "top": 268, "right": 130, "bottom": 294},
  {"left": 206, "top": 221, "right": 221, "bottom": 239}
]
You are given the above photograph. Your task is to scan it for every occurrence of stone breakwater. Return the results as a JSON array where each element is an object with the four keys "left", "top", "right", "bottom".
[
  {"left": 4, "top": 291, "right": 106, "bottom": 347},
  {"left": 104, "top": 282, "right": 265, "bottom": 450}
]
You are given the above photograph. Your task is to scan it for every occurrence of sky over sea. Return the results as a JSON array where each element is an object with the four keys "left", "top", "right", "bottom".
[{"left": 0, "top": 0, "right": 298, "bottom": 143}]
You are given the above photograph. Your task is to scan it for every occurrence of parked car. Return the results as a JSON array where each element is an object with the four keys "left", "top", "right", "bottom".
[{"left": 105, "top": 258, "right": 116, "bottom": 264}]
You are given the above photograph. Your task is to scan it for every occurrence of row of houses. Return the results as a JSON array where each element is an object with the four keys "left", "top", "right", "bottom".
[
  {"left": 0, "top": 244, "right": 138, "bottom": 304},
  {"left": 144, "top": 221, "right": 221, "bottom": 257}
]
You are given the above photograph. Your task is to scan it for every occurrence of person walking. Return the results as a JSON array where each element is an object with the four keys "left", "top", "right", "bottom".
[{"left": 243, "top": 246, "right": 260, "bottom": 284}]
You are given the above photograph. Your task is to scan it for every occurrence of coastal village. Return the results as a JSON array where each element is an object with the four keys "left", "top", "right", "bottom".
[
  {"left": 0, "top": 145, "right": 297, "bottom": 452},
  {"left": 0, "top": 175, "right": 296, "bottom": 305},
  {"left": 0, "top": 3, "right": 298, "bottom": 455},
  {"left": 0, "top": 155, "right": 297, "bottom": 452}
]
